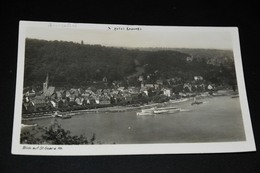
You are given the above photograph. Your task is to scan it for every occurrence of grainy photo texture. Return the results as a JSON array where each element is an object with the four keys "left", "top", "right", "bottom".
[{"left": 12, "top": 21, "right": 255, "bottom": 155}]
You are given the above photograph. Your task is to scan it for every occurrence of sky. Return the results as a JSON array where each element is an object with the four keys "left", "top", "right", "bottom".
[{"left": 25, "top": 24, "right": 234, "bottom": 50}]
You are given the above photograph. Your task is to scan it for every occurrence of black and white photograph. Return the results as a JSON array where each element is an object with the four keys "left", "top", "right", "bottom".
[{"left": 11, "top": 21, "right": 255, "bottom": 155}]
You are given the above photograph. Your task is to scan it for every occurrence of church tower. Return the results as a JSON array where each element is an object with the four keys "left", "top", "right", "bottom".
[{"left": 43, "top": 73, "right": 49, "bottom": 95}]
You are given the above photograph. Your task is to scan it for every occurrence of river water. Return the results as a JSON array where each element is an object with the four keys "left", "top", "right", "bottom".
[{"left": 24, "top": 95, "right": 246, "bottom": 144}]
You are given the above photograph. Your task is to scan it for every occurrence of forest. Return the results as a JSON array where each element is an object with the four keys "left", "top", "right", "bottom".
[{"left": 24, "top": 38, "right": 237, "bottom": 89}]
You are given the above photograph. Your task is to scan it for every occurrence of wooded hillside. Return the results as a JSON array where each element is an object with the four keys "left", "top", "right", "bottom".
[{"left": 24, "top": 38, "right": 236, "bottom": 88}]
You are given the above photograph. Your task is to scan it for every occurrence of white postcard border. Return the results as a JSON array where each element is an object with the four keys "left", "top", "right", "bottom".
[{"left": 12, "top": 21, "right": 256, "bottom": 155}]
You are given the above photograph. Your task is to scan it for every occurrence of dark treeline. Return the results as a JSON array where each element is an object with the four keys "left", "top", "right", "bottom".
[
  {"left": 25, "top": 38, "right": 139, "bottom": 87},
  {"left": 24, "top": 38, "right": 236, "bottom": 88}
]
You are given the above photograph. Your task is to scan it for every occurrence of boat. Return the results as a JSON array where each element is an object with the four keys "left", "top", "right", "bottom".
[
  {"left": 56, "top": 114, "right": 72, "bottom": 119},
  {"left": 136, "top": 112, "right": 154, "bottom": 116},
  {"left": 21, "top": 124, "right": 37, "bottom": 128},
  {"left": 169, "top": 98, "right": 189, "bottom": 103},
  {"left": 191, "top": 101, "right": 203, "bottom": 105},
  {"left": 153, "top": 109, "right": 169, "bottom": 114},
  {"left": 157, "top": 106, "right": 178, "bottom": 110},
  {"left": 231, "top": 95, "right": 239, "bottom": 98},
  {"left": 52, "top": 111, "right": 72, "bottom": 119},
  {"left": 141, "top": 108, "right": 155, "bottom": 113}
]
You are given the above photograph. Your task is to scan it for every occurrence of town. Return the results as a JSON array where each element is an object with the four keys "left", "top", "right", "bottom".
[
  {"left": 22, "top": 39, "right": 237, "bottom": 118},
  {"left": 22, "top": 72, "right": 229, "bottom": 117}
]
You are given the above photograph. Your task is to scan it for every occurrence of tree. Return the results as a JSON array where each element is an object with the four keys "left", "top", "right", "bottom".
[
  {"left": 20, "top": 120, "right": 95, "bottom": 145},
  {"left": 24, "top": 38, "right": 236, "bottom": 89}
]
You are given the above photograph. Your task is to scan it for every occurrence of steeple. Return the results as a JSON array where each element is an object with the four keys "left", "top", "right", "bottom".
[{"left": 43, "top": 73, "right": 49, "bottom": 95}]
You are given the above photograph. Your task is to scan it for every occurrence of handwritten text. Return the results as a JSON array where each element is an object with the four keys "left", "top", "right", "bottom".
[
  {"left": 22, "top": 146, "right": 63, "bottom": 150},
  {"left": 48, "top": 23, "right": 77, "bottom": 28}
]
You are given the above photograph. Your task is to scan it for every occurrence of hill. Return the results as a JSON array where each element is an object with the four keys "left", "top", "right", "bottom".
[
  {"left": 127, "top": 47, "right": 233, "bottom": 60},
  {"left": 24, "top": 38, "right": 236, "bottom": 88}
]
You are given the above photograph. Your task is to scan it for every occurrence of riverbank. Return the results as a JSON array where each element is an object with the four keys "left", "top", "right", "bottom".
[
  {"left": 81, "top": 89, "right": 238, "bottom": 113},
  {"left": 83, "top": 102, "right": 171, "bottom": 113},
  {"left": 22, "top": 90, "right": 238, "bottom": 121},
  {"left": 25, "top": 94, "right": 245, "bottom": 144}
]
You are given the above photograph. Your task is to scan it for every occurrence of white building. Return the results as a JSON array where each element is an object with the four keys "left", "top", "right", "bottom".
[
  {"left": 163, "top": 88, "right": 172, "bottom": 96},
  {"left": 194, "top": 76, "right": 203, "bottom": 80}
]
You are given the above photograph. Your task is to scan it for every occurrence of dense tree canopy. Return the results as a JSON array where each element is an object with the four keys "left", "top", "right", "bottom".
[{"left": 24, "top": 38, "right": 236, "bottom": 88}]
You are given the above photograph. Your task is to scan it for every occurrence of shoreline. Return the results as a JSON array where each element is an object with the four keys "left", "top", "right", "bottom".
[{"left": 22, "top": 90, "right": 237, "bottom": 121}]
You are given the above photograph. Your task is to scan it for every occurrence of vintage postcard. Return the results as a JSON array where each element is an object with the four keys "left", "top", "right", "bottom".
[{"left": 12, "top": 21, "right": 255, "bottom": 155}]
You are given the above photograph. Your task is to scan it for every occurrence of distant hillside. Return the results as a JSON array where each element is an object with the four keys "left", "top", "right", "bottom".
[
  {"left": 127, "top": 47, "right": 233, "bottom": 60},
  {"left": 24, "top": 39, "right": 191, "bottom": 87},
  {"left": 170, "top": 48, "right": 233, "bottom": 60}
]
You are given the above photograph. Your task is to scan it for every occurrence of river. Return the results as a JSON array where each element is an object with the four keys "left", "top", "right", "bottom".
[{"left": 23, "top": 94, "right": 246, "bottom": 144}]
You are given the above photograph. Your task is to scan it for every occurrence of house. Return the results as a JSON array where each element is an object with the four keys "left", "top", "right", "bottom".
[
  {"left": 183, "top": 83, "right": 192, "bottom": 92},
  {"left": 102, "top": 89, "right": 111, "bottom": 94},
  {"left": 84, "top": 89, "right": 94, "bottom": 95},
  {"left": 29, "top": 98, "right": 48, "bottom": 111},
  {"left": 65, "top": 90, "right": 70, "bottom": 98},
  {"left": 75, "top": 97, "right": 84, "bottom": 105},
  {"left": 112, "top": 94, "right": 125, "bottom": 103},
  {"left": 49, "top": 100, "right": 58, "bottom": 108},
  {"left": 23, "top": 88, "right": 36, "bottom": 97},
  {"left": 154, "top": 84, "right": 159, "bottom": 90},
  {"left": 70, "top": 88, "right": 79, "bottom": 96},
  {"left": 140, "top": 88, "right": 148, "bottom": 95},
  {"left": 96, "top": 89, "right": 103, "bottom": 95},
  {"left": 99, "top": 95, "right": 111, "bottom": 105},
  {"left": 146, "top": 74, "right": 154, "bottom": 80},
  {"left": 162, "top": 88, "right": 172, "bottom": 96},
  {"left": 91, "top": 94, "right": 100, "bottom": 104},
  {"left": 102, "top": 76, "right": 108, "bottom": 83},
  {"left": 122, "top": 89, "right": 130, "bottom": 95},
  {"left": 186, "top": 56, "right": 193, "bottom": 62},
  {"left": 112, "top": 89, "right": 119, "bottom": 94},
  {"left": 122, "top": 91, "right": 131, "bottom": 97},
  {"left": 194, "top": 76, "right": 203, "bottom": 81},
  {"left": 207, "top": 84, "right": 213, "bottom": 90},
  {"left": 128, "top": 87, "right": 139, "bottom": 94},
  {"left": 55, "top": 91, "right": 61, "bottom": 100},
  {"left": 22, "top": 96, "right": 30, "bottom": 111},
  {"left": 78, "top": 88, "right": 84, "bottom": 95},
  {"left": 87, "top": 96, "right": 97, "bottom": 105},
  {"left": 206, "top": 57, "right": 223, "bottom": 66},
  {"left": 145, "top": 84, "right": 154, "bottom": 88},
  {"left": 69, "top": 88, "right": 80, "bottom": 101},
  {"left": 117, "top": 87, "right": 125, "bottom": 92},
  {"left": 44, "top": 86, "right": 55, "bottom": 97},
  {"left": 138, "top": 76, "right": 144, "bottom": 82}
]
